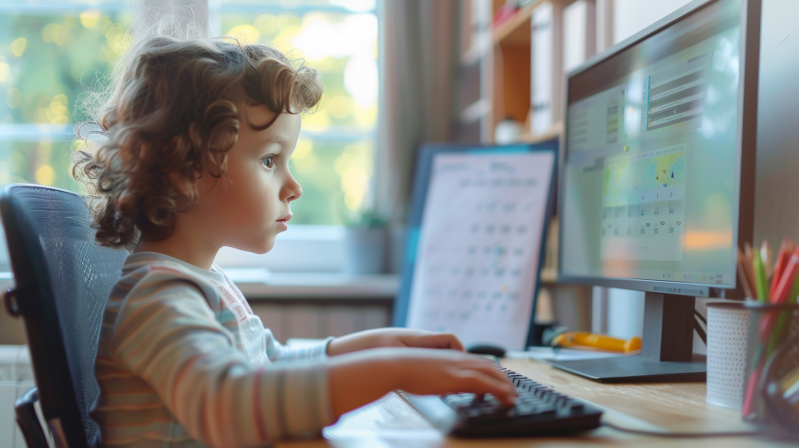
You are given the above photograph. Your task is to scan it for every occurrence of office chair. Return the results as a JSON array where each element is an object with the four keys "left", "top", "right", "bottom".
[{"left": 1, "top": 184, "right": 127, "bottom": 448}]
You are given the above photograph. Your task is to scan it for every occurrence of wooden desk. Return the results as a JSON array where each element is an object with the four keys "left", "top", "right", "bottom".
[{"left": 277, "top": 358, "right": 795, "bottom": 447}]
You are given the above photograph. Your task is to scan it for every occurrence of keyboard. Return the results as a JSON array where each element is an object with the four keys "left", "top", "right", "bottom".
[{"left": 400, "top": 365, "right": 603, "bottom": 437}]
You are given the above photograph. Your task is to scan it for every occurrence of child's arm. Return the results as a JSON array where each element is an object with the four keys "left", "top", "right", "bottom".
[
  {"left": 272, "top": 327, "right": 463, "bottom": 361},
  {"left": 327, "top": 328, "right": 464, "bottom": 355},
  {"left": 109, "top": 277, "right": 515, "bottom": 447},
  {"left": 328, "top": 347, "right": 517, "bottom": 416},
  {"left": 109, "top": 282, "right": 335, "bottom": 447},
  {"left": 269, "top": 335, "right": 333, "bottom": 362}
]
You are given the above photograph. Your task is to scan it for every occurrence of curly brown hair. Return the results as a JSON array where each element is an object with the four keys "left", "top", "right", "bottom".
[{"left": 72, "top": 22, "right": 322, "bottom": 251}]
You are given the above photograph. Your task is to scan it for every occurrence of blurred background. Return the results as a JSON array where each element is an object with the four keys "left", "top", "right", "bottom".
[
  {"left": 0, "top": 0, "right": 761, "bottom": 342},
  {"left": 2, "top": 0, "right": 797, "bottom": 364},
  {"left": 0, "top": 0, "right": 462, "bottom": 352},
  {"left": 0, "top": 0, "right": 379, "bottom": 226}
]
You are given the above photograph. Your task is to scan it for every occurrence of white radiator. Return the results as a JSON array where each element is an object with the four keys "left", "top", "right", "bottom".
[{"left": 0, "top": 345, "right": 34, "bottom": 448}]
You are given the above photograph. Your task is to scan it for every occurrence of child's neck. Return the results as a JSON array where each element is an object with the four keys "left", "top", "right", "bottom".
[{"left": 135, "top": 230, "right": 219, "bottom": 271}]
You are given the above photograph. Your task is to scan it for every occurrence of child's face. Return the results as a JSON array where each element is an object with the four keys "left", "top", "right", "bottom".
[{"left": 186, "top": 104, "right": 303, "bottom": 254}]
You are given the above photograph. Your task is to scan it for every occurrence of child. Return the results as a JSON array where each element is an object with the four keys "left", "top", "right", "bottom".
[{"left": 72, "top": 25, "right": 515, "bottom": 448}]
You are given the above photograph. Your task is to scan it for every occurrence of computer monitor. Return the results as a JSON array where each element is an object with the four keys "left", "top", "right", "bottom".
[{"left": 555, "top": 0, "right": 761, "bottom": 381}]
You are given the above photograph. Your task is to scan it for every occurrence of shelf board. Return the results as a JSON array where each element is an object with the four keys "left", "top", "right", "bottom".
[
  {"left": 519, "top": 122, "right": 563, "bottom": 144},
  {"left": 492, "top": 1, "right": 540, "bottom": 46}
]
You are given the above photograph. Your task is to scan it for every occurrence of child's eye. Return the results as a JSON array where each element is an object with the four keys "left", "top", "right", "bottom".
[{"left": 261, "top": 155, "right": 276, "bottom": 169}]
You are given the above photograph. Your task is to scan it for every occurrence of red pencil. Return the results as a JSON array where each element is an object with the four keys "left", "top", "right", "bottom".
[
  {"left": 769, "top": 238, "right": 794, "bottom": 300},
  {"left": 760, "top": 247, "right": 799, "bottom": 340},
  {"left": 771, "top": 247, "right": 799, "bottom": 304}
]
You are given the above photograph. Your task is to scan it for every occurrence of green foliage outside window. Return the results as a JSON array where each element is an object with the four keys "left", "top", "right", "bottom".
[
  {"left": 0, "top": 7, "right": 132, "bottom": 191},
  {"left": 0, "top": 1, "right": 378, "bottom": 225},
  {"left": 220, "top": 6, "right": 378, "bottom": 224}
]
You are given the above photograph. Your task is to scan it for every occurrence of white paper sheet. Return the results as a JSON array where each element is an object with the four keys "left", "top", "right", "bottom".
[
  {"left": 406, "top": 150, "right": 555, "bottom": 349},
  {"left": 506, "top": 347, "right": 628, "bottom": 361}
]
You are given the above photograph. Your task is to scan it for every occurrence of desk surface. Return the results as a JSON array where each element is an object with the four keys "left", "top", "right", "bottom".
[{"left": 278, "top": 358, "right": 794, "bottom": 447}]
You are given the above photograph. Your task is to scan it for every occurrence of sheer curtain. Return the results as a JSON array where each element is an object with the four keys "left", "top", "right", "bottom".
[
  {"left": 136, "top": 0, "right": 208, "bottom": 29},
  {"left": 375, "top": 0, "right": 460, "bottom": 225}
]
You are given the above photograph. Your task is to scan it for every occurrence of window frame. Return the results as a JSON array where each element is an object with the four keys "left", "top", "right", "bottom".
[
  {"left": 205, "top": 0, "right": 382, "bottom": 272},
  {"left": 0, "top": 0, "right": 382, "bottom": 274}
]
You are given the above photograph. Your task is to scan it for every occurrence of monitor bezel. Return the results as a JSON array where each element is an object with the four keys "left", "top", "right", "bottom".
[{"left": 557, "top": 0, "right": 761, "bottom": 299}]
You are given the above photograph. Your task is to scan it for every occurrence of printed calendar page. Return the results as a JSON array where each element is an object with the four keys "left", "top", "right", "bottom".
[{"left": 406, "top": 150, "right": 555, "bottom": 349}]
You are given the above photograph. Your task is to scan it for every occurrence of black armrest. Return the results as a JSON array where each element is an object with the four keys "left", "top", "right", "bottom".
[{"left": 15, "top": 387, "right": 49, "bottom": 448}]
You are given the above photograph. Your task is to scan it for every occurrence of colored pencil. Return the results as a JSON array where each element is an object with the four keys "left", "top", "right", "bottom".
[
  {"left": 766, "top": 249, "right": 799, "bottom": 354},
  {"left": 744, "top": 243, "right": 757, "bottom": 298},
  {"left": 741, "top": 242, "right": 764, "bottom": 418},
  {"left": 753, "top": 250, "right": 769, "bottom": 304},
  {"left": 741, "top": 239, "right": 798, "bottom": 420},
  {"left": 761, "top": 240, "right": 773, "bottom": 280},
  {"left": 769, "top": 238, "right": 794, "bottom": 300},
  {"left": 743, "top": 354, "right": 764, "bottom": 418},
  {"left": 770, "top": 248, "right": 799, "bottom": 305},
  {"left": 758, "top": 249, "right": 798, "bottom": 344},
  {"left": 737, "top": 249, "right": 754, "bottom": 299},
  {"left": 790, "top": 266, "right": 799, "bottom": 304}
]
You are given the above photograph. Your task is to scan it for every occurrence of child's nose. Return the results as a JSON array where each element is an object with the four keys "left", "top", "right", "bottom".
[{"left": 284, "top": 177, "right": 303, "bottom": 202}]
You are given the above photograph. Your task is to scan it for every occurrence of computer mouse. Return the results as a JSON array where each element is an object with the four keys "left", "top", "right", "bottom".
[{"left": 466, "top": 344, "right": 506, "bottom": 358}]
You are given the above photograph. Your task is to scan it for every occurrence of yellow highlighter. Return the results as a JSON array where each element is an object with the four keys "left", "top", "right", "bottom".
[{"left": 552, "top": 332, "right": 642, "bottom": 354}]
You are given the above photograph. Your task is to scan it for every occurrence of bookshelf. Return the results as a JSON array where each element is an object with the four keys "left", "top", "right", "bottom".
[
  {"left": 455, "top": 0, "right": 608, "bottom": 333},
  {"left": 457, "top": 0, "right": 601, "bottom": 143}
]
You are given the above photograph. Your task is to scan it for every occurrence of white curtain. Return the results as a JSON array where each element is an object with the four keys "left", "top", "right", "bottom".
[
  {"left": 135, "top": 0, "right": 208, "bottom": 34},
  {"left": 375, "top": 0, "right": 460, "bottom": 223}
]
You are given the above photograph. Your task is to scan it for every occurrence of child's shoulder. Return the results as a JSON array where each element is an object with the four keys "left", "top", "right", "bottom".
[
  {"left": 101, "top": 254, "right": 241, "bottom": 353},
  {"left": 113, "top": 252, "right": 226, "bottom": 309}
]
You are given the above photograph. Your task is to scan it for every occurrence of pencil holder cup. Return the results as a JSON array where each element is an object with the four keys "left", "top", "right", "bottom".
[
  {"left": 742, "top": 303, "right": 799, "bottom": 432},
  {"left": 705, "top": 302, "right": 749, "bottom": 409}
]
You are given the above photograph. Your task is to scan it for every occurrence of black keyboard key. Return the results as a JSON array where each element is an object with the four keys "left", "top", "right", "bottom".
[
  {"left": 409, "top": 367, "right": 603, "bottom": 437},
  {"left": 533, "top": 406, "right": 557, "bottom": 416}
]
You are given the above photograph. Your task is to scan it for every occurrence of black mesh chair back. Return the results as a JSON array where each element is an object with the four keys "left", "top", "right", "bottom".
[{"left": 1, "top": 184, "right": 127, "bottom": 448}]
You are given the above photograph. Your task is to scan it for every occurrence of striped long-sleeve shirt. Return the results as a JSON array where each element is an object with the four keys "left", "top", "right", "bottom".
[{"left": 91, "top": 252, "right": 336, "bottom": 447}]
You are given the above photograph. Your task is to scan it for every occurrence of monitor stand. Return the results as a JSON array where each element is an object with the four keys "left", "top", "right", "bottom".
[{"left": 549, "top": 292, "right": 706, "bottom": 383}]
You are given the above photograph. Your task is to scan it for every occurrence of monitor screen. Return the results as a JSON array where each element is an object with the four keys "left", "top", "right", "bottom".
[{"left": 560, "top": 0, "right": 743, "bottom": 289}]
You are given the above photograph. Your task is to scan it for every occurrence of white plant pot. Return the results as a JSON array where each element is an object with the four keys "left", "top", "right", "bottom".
[{"left": 342, "top": 227, "right": 386, "bottom": 275}]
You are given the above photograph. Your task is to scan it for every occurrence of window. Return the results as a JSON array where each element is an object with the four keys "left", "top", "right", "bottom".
[
  {"left": 211, "top": 0, "right": 379, "bottom": 225},
  {"left": 0, "top": 1, "right": 133, "bottom": 191},
  {"left": 0, "top": 0, "right": 379, "bottom": 272},
  {"left": 0, "top": 0, "right": 379, "bottom": 227}
]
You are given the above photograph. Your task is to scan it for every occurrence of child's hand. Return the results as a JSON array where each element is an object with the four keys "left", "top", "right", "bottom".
[
  {"left": 328, "top": 347, "right": 517, "bottom": 417},
  {"left": 327, "top": 328, "right": 464, "bottom": 356}
]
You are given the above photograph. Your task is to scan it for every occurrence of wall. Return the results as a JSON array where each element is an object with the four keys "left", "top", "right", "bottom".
[
  {"left": 753, "top": 0, "right": 799, "bottom": 245},
  {"left": 613, "top": 0, "right": 692, "bottom": 44}
]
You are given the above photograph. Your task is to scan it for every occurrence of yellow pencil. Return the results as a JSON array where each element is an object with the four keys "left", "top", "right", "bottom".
[
  {"left": 737, "top": 249, "right": 754, "bottom": 299},
  {"left": 743, "top": 243, "right": 758, "bottom": 300},
  {"left": 761, "top": 240, "right": 773, "bottom": 280}
]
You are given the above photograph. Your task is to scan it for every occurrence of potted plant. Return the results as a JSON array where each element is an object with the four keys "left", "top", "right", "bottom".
[{"left": 339, "top": 201, "right": 387, "bottom": 275}]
